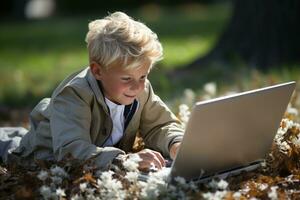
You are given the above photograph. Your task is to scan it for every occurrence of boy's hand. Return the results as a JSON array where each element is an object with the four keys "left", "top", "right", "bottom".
[
  {"left": 135, "top": 149, "right": 165, "bottom": 172},
  {"left": 170, "top": 142, "right": 181, "bottom": 160}
]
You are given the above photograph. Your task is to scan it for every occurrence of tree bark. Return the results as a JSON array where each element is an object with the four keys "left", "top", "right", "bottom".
[{"left": 186, "top": 0, "right": 300, "bottom": 70}]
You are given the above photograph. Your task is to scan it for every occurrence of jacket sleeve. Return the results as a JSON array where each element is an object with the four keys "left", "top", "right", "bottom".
[
  {"left": 139, "top": 82, "right": 184, "bottom": 157},
  {"left": 50, "top": 86, "right": 125, "bottom": 169}
]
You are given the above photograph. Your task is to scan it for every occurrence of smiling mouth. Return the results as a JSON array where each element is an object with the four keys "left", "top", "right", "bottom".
[{"left": 124, "top": 94, "right": 136, "bottom": 98}]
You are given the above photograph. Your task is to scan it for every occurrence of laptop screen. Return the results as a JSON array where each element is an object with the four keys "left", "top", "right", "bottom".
[{"left": 170, "top": 82, "right": 296, "bottom": 181}]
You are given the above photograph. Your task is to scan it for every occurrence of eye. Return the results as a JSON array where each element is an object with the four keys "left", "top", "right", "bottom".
[
  {"left": 121, "top": 77, "right": 131, "bottom": 81},
  {"left": 140, "top": 75, "right": 147, "bottom": 80}
]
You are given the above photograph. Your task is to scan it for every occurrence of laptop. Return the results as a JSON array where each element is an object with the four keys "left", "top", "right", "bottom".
[{"left": 167, "top": 81, "right": 296, "bottom": 183}]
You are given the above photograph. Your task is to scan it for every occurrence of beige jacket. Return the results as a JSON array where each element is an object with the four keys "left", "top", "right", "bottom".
[{"left": 10, "top": 67, "right": 184, "bottom": 168}]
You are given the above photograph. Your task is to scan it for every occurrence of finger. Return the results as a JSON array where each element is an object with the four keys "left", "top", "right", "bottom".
[
  {"left": 138, "top": 160, "right": 159, "bottom": 172},
  {"left": 140, "top": 149, "right": 165, "bottom": 168},
  {"left": 138, "top": 160, "right": 152, "bottom": 172},
  {"left": 137, "top": 151, "right": 154, "bottom": 171},
  {"left": 146, "top": 151, "right": 163, "bottom": 169},
  {"left": 139, "top": 151, "right": 163, "bottom": 170},
  {"left": 151, "top": 150, "right": 165, "bottom": 167}
]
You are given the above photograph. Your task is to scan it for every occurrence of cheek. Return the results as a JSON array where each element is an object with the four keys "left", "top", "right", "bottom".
[
  {"left": 114, "top": 83, "right": 130, "bottom": 93},
  {"left": 139, "top": 81, "right": 146, "bottom": 91}
]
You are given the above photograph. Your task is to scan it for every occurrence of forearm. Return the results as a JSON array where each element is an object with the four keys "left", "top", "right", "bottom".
[
  {"left": 169, "top": 142, "right": 181, "bottom": 160},
  {"left": 54, "top": 139, "right": 125, "bottom": 169},
  {"left": 142, "top": 122, "right": 184, "bottom": 157}
]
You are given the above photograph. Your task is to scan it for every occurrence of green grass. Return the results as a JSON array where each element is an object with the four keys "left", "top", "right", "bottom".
[
  {"left": 0, "top": 17, "right": 90, "bottom": 106},
  {"left": 140, "top": 3, "right": 230, "bottom": 67},
  {"left": 0, "top": 3, "right": 232, "bottom": 107},
  {"left": 1, "top": 2, "right": 299, "bottom": 109}
]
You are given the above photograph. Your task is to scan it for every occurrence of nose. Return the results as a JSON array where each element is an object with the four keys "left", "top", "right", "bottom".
[{"left": 130, "top": 80, "right": 143, "bottom": 91}]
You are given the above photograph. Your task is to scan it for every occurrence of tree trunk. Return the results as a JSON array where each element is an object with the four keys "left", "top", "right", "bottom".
[{"left": 186, "top": 0, "right": 300, "bottom": 70}]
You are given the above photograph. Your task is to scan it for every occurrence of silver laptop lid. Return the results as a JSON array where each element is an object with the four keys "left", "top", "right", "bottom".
[{"left": 170, "top": 81, "right": 296, "bottom": 181}]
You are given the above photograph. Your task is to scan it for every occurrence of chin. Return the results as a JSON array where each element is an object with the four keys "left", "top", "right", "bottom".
[
  {"left": 120, "top": 99, "right": 135, "bottom": 105},
  {"left": 123, "top": 100, "right": 134, "bottom": 105}
]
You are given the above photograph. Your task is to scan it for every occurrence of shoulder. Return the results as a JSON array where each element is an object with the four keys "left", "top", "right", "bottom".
[
  {"left": 137, "top": 79, "right": 163, "bottom": 105},
  {"left": 137, "top": 79, "right": 152, "bottom": 103},
  {"left": 51, "top": 67, "right": 96, "bottom": 104}
]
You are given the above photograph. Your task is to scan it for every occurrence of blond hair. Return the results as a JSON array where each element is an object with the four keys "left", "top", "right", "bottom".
[{"left": 85, "top": 12, "right": 163, "bottom": 69}]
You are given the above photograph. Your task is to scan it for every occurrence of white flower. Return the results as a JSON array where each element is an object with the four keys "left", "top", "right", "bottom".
[
  {"left": 257, "top": 183, "right": 268, "bottom": 191},
  {"left": 71, "top": 194, "right": 84, "bottom": 200},
  {"left": 261, "top": 160, "right": 267, "bottom": 168},
  {"left": 37, "top": 170, "right": 49, "bottom": 181},
  {"left": 204, "top": 82, "right": 217, "bottom": 97},
  {"left": 188, "top": 181, "right": 199, "bottom": 193},
  {"left": 129, "top": 153, "right": 143, "bottom": 163},
  {"left": 56, "top": 187, "right": 66, "bottom": 197},
  {"left": 292, "top": 136, "right": 300, "bottom": 148},
  {"left": 178, "top": 104, "right": 191, "bottom": 128},
  {"left": 151, "top": 167, "right": 171, "bottom": 182},
  {"left": 100, "top": 180, "right": 126, "bottom": 199},
  {"left": 140, "top": 170, "right": 169, "bottom": 199},
  {"left": 279, "top": 141, "right": 291, "bottom": 154},
  {"left": 39, "top": 185, "right": 52, "bottom": 199},
  {"left": 86, "top": 194, "right": 101, "bottom": 200},
  {"left": 285, "top": 174, "right": 296, "bottom": 183},
  {"left": 51, "top": 176, "right": 63, "bottom": 185},
  {"left": 125, "top": 171, "right": 139, "bottom": 182},
  {"left": 281, "top": 118, "right": 294, "bottom": 130},
  {"left": 202, "top": 191, "right": 227, "bottom": 200},
  {"left": 123, "top": 154, "right": 142, "bottom": 171},
  {"left": 208, "top": 179, "right": 228, "bottom": 190},
  {"left": 182, "top": 88, "right": 196, "bottom": 106},
  {"left": 274, "top": 119, "right": 299, "bottom": 154},
  {"left": 99, "top": 171, "right": 114, "bottom": 182},
  {"left": 140, "top": 181, "right": 161, "bottom": 199},
  {"left": 178, "top": 103, "right": 189, "bottom": 112},
  {"left": 174, "top": 176, "right": 186, "bottom": 186},
  {"left": 239, "top": 185, "right": 250, "bottom": 194},
  {"left": 233, "top": 192, "right": 242, "bottom": 199},
  {"left": 50, "top": 166, "right": 68, "bottom": 178},
  {"left": 79, "top": 182, "right": 87, "bottom": 192},
  {"left": 286, "top": 106, "right": 298, "bottom": 117},
  {"left": 97, "top": 171, "right": 126, "bottom": 199},
  {"left": 268, "top": 186, "right": 278, "bottom": 200},
  {"left": 217, "top": 179, "right": 228, "bottom": 190},
  {"left": 85, "top": 188, "right": 96, "bottom": 195}
]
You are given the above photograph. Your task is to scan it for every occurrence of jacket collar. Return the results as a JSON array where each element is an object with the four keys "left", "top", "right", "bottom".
[{"left": 86, "top": 67, "right": 109, "bottom": 113}]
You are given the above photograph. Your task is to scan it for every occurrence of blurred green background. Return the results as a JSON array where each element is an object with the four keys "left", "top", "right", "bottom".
[{"left": 0, "top": 0, "right": 299, "bottom": 125}]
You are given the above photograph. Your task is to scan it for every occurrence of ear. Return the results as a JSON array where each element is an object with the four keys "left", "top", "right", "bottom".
[{"left": 90, "top": 61, "right": 104, "bottom": 80}]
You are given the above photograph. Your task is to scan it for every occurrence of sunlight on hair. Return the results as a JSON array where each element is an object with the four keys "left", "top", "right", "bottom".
[{"left": 85, "top": 12, "right": 163, "bottom": 69}]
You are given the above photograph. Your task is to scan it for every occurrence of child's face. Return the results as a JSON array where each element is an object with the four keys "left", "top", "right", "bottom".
[{"left": 96, "top": 62, "right": 151, "bottom": 105}]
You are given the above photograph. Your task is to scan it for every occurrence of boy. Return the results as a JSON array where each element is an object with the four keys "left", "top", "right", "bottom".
[{"left": 4, "top": 12, "right": 183, "bottom": 171}]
